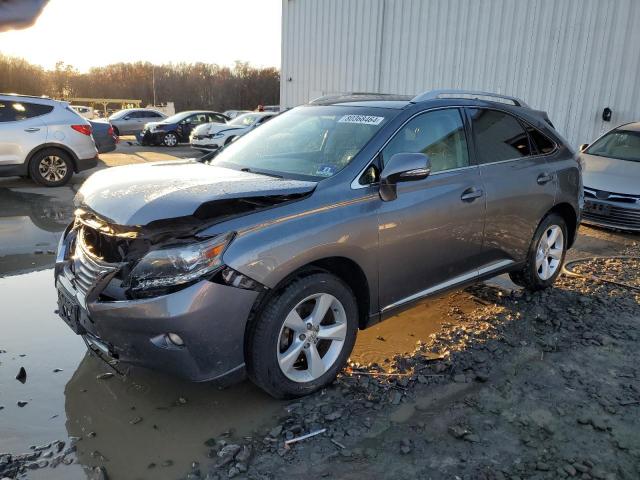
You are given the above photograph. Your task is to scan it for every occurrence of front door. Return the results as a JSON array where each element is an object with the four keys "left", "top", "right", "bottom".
[
  {"left": 466, "top": 108, "right": 557, "bottom": 263},
  {"left": 377, "top": 108, "right": 486, "bottom": 311}
]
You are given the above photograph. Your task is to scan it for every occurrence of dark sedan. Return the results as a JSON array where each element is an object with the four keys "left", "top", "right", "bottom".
[
  {"left": 89, "top": 120, "right": 118, "bottom": 154},
  {"left": 138, "top": 111, "right": 228, "bottom": 147}
]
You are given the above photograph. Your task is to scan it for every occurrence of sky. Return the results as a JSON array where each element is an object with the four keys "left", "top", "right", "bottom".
[{"left": 0, "top": 0, "right": 282, "bottom": 71}]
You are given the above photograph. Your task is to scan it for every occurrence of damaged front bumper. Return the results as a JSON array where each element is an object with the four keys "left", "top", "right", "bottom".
[{"left": 54, "top": 226, "right": 260, "bottom": 382}]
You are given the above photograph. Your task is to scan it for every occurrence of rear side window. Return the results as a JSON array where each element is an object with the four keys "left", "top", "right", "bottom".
[
  {"left": 382, "top": 108, "right": 469, "bottom": 173},
  {"left": 468, "top": 109, "right": 532, "bottom": 163},
  {"left": 526, "top": 126, "right": 556, "bottom": 154},
  {"left": 145, "top": 111, "right": 162, "bottom": 118},
  {"left": 0, "top": 101, "right": 53, "bottom": 122}
]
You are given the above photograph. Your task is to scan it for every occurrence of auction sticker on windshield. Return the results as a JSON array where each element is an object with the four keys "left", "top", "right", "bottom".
[{"left": 338, "top": 115, "right": 385, "bottom": 125}]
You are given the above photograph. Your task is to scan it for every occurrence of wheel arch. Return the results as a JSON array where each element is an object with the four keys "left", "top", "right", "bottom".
[
  {"left": 26, "top": 143, "right": 80, "bottom": 173},
  {"left": 548, "top": 202, "right": 578, "bottom": 247}
]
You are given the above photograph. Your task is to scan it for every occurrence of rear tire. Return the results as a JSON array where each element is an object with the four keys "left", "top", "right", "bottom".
[
  {"left": 509, "top": 213, "right": 567, "bottom": 291},
  {"left": 29, "top": 148, "right": 73, "bottom": 187},
  {"left": 247, "top": 272, "right": 358, "bottom": 398}
]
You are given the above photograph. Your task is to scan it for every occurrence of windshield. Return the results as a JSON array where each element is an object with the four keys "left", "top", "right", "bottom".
[
  {"left": 229, "top": 113, "right": 263, "bottom": 126},
  {"left": 586, "top": 129, "right": 640, "bottom": 162},
  {"left": 211, "top": 106, "right": 392, "bottom": 180}
]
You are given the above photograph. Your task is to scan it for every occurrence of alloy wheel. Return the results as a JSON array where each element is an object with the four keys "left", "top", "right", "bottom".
[
  {"left": 535, "top": 225, "right": 564, "bottom": 280},
  {"left": 164, "top": 133, "right": 177, "bottom": 146},
  {"left": 38, "top": 155, "right": 68, "bottom": 183},
  {"left": 277, "top": 293, "right": 348, "bottom": 383}
]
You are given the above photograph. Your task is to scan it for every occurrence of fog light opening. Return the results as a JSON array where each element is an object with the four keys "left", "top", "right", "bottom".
[{"left": 167, "top": 333, "right": 185, "bottom": 347}]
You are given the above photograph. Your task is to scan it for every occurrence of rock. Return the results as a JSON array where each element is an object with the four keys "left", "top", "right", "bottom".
[
  {"left": 269, "top": 425, "right": 283, "bottom": 438},
  {"left": 325, "top": 410, "right": 343, "bottom": 421},
  {"left": 563, "top": 464, "right": 577, "bottom": 476},
  {"left": 400, "top": 445, "right": 411, "bottom": 454},
  {"left": 15, "top": 367, "right": 27, "bottom": 383},
  {"left": 17, "top": 401, "right": 28, "bottom": 408},
  {"left": 161, "top": 460, "right": 173, "bottom": 467},
  {"left": 453, "top": 374, "right": 466, "bottom": 383},
  {"left": 218, "top": 444, "right": 241, "bottom": 458},
  {"left": 464, "top": 433, "right": 480, "bottom": 443},
  {"left": 391, "top": 391, "right": 402, "bottom": 405},
  {"left": 448, "top": 425, "right": 469, "bottom": 439},
  {"left": 53, "top": 368, "right": 63, "bottom": 373},
  {"left": 227, "top": 466, "right": 240, "bottom": 478},
  {"left": 177, "top": 397, "right": 188, "bottom": 405},
  {"left": 536, "top": 462, "right": 551, "bottom": 471},
  {"left": 573, "top": 463, "right": 589, "bottom": 473},
  {"left": 96, "top": 373, "right": 114, "bottom": 380},
  {"left": 129, "top": 416, "right": 142, "bottom": 425},
  {"left": 235, "top": 445, "right": 251, "bottom": 463},
  {"left": 88, "top": 466, "right": 108, "bottom": 480}
]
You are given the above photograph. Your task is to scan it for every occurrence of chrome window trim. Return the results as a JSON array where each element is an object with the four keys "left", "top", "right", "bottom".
[
  {"left": 351, "top": 105, "right": 558, "bottom": 189},
  {"left": 381, "top": 259, "right": 514, "bottom": 313}
]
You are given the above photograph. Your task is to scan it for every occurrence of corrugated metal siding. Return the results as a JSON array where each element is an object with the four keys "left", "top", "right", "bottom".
[{"left": 281, "top": 0, "right": 640, "bottom": 147}]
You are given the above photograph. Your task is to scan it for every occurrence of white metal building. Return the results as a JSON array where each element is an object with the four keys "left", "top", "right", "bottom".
[{"left": 280, "top": 0, "right": 640, "bottom": 147}]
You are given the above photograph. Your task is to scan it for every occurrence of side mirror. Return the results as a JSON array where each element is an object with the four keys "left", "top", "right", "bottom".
[
  {"left": 579, "top": 143, "right": 589, "bottom": 153},
  {"left": 379, "top": 152, "right": 431, "bottom": 202}
]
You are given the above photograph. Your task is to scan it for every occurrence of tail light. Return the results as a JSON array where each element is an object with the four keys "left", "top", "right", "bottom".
[
  {"left": 71, "top": 124, "right": 92, "bottom": 136},
  {"left": 108, "top": 125, "right": 119, "bottom": 143}
]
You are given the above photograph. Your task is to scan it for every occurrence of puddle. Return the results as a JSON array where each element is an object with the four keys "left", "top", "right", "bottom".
[{"left": 0, "top": 188, "right": 74, "bottom": 277}]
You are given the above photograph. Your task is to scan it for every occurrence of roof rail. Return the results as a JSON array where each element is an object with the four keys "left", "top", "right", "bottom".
[
  {"left": 309, "top": 92, "right": 401, "bottom": 104},
  {"left": 411, "top": 89, "right": 528, "bottom": 107}
]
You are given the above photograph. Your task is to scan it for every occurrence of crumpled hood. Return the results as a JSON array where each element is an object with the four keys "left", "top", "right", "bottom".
[
  {"left": 581, "top": 153, "right": 640, "bottom": 195},
  {"left": 75, "top": 160, "right": 317, "bottom": 226}
]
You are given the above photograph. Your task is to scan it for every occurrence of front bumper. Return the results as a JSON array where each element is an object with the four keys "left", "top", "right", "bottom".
[
  {"left": 54, "top": 231, "right": 259, "bottom": 382},
  {"left": 582, "top": 198, "right": 640, "bottom": 232},
  {"left": 138, "top": 130, "right": 166, "bottom": 145},
  {"left": 190, "top": 136, "right": 223, "bottom": 151}
]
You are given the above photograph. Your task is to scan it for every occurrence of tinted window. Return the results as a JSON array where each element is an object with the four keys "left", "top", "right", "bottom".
[
  {"left": 527, "top": 126, "right": 556, "bottom": 154},
  {"left": 145, "top": 111, "right": 162, "bottom": 118},
  {"left": 0, "top": 101, "right": 53, "bottom": 122},
  {"left": 586, "top": 129, "right": 640, "bottom": 162},
  {"left": 382, "top": 109, "right": 469, "bottom": 173},
  {"left": 469, "top": 109, "right": 532, "bottom": 163},
  {"left": 209, "top": 114, "right": 227, "bottom": 123}
]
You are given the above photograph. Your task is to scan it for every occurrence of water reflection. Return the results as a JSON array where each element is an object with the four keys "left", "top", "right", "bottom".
[
  {"left": 0, "top": 188, "right": 74, "bottom": 276},
  {"left": 64, "top": 355, "right": 282, "bottom": 480}
]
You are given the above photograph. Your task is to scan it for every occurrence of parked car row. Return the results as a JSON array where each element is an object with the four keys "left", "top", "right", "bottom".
[{"left": 191, "top": 112, "right": 277, "bottom": 152}]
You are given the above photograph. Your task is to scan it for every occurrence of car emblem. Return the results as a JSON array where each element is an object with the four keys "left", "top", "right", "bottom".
[{"left": 595, "top": 190, "right": 610, "bottom": 200}]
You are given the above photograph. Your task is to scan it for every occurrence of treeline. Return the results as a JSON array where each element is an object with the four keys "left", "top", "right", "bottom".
[{"left": 0, "top": 54, "right": 280, "bottom": 111}]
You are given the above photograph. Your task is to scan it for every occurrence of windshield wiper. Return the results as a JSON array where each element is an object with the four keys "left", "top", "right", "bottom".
[{"left": 240, "top": 167, "right": 284, "bottom": 179}]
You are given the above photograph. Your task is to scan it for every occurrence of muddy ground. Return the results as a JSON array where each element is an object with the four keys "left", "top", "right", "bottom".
[{"left": 1, "top": 143, "right": 639, "bottom": 479}]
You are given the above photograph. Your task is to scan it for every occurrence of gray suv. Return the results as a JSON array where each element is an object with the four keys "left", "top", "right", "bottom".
[{"left": 55, "top": 90, "right": 581, "bottom": 398}]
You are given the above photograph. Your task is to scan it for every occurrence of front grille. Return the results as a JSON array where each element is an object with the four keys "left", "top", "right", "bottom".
[
  {"left": 72, "top": 234, "right": 118, "bottom": 297},
  {"left": 583, "top": 201, "right": 640, "bottom": 230}
]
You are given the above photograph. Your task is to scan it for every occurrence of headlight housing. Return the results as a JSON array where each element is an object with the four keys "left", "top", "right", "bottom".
[
  {"left": 212, "top": 132, "right": 225, "bottom": 139},
  {"left": 128, "top": 232, "right": 234, "bottom": 293}
]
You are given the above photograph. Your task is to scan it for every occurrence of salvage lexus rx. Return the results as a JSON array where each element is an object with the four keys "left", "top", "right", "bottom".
[{"left": 55, "top": 90, "right": 581, "bottom": 398}]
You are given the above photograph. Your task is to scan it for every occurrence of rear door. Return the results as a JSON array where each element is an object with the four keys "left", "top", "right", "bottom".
[
  {"left": 377, "top": 108, "right": 486, "bottom": 311},
  {"left": 0, "top": 100, "right": 49, "bottom": 165},
  {"left": 467, "top": 108, "right": 556, "bottom": 264}
]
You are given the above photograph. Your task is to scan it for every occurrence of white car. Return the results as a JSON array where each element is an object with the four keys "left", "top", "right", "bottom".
[
  {"left": 0, "top": 93, "right": 98, "bottom": 186},
  {"left": 190, "top": 112, "right": 277, "bottom": 152},
  {"left": 580, "top": 121, "right": 640, "bottom": 231}
]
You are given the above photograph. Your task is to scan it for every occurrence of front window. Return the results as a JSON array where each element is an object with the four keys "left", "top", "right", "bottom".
[
  {"left": 211, "top": 106, "right": 393, "bottom": 180},
  {"left": 586, "top": 129, "right": 640, "bottom": 162}
]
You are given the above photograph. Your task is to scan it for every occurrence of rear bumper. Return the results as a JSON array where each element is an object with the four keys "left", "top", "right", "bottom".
[
  {"left": 54, "top": 233, "right": 259, "bottom": 382},
  {"left": 76, "top": 155, "right": 99, "bottom": 172}
]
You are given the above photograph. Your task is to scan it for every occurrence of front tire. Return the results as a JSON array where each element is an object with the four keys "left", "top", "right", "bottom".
[
  {"left": 247, "top": 272, "right": 358, "bottom": 398},
  {"left": 29, "top": 148, "right": 73, "bottom": 187},
  {"left": 509, "top": 213, "right": 567, "bottom": 290},
  {"left": 162, "top": 132, "right": 178, "bottom": 147}
]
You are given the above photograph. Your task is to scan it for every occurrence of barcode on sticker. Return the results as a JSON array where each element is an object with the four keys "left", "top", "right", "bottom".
[{"left": 338, "top": 115, "right": 384, "bottom": 125}]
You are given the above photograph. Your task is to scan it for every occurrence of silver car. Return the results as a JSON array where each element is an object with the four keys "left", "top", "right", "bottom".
[
  {"left": 0, "top": 93, "right": 98, "bottom": 186},
  {"left": 580, "top": 122, "right": 640, "bottom": 231},
  {"left": 55, "top": 90, "right": 581, "bottom": 398},
  {"left": 108, "top": 108, "right": 166, "bottom": 136}
]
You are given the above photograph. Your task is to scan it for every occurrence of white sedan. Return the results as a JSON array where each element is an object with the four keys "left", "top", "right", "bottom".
[{"left": 190, "top": 112, "right": 277, "bottom": 152}]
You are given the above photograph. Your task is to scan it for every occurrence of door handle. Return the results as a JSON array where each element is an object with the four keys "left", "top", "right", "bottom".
[
  {"left": 537, "top": 173, "right": 553, "bottom": 185},
  {"left": 461, "top": 187, "right": 483, "bottom": 202},
  {"left": 24, "top": 127, "right": 40, "bottom": 133}
]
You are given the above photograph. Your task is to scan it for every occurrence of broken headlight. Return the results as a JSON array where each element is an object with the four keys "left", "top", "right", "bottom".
[{"left": 128, "top": 232, "right": 234, "bottom": 292}]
